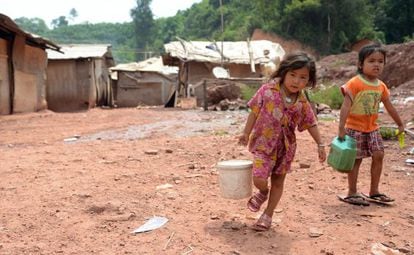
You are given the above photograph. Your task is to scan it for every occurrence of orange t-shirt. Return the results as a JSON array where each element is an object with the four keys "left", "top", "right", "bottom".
[{"left": 341, "top": 75, "right": 390, "bottom": 132}]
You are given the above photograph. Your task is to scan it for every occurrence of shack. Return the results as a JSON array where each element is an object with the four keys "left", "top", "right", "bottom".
[
  {"left": 46, "top": 44, "right": 115, "bottom": 112},
  {"left": 162, "top": 39, "right": 285, "bottom": 106},
  {"left": 0, "top": 13, "right": 60, "bottom": 115},
  {"left": 110, "top": 57, "right": 177, "bottom": 107}
]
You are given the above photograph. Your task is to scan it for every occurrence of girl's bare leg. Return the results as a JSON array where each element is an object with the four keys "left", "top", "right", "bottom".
[
  {"left": 253, "top": 176, "right": 269, "bottom": 194},
  {"left": 348, "top": 158, "right": 362, "bottom": 195},
  {"left": 263, "top": 173, "right": 286, "bottom": 218},
  {"left": 369, "top": 150, "right": 384, "bottom": 195}
]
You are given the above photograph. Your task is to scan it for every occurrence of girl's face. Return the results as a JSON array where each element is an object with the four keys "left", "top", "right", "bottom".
[
  {"left": 360, "top": 51, "right": 385, "bottom": 80},
  {"left": 283, "top": 66, "right": 310, "bottom": 94}
]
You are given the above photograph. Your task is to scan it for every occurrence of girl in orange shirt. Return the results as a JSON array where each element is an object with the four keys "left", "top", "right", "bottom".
[{"left": 338, "top": 43, "right": 404, "bottom": 206}]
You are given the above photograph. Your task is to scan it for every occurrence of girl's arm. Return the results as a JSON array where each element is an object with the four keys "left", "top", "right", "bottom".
[
  {"left": 382, "top": 97, "right": 405, "bottom": 133},
  {"left": 338, "top": 94, "right": 352, "bottom": 139},
  {"left": 238, "top": 112, "right": 257, "bottom": 146},
  {"left": 307, "top": 125, "right": 326, "bottom": 162}
]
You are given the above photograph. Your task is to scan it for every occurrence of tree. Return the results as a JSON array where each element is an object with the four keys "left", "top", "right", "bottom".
[
  {"left": 14, "top": 17, "right": 49, "bottom": 34},
  {"left": 51, "top": 16, "right": 69, "bottom": 29},
  {"left": 130, "top": 0, "right": 155, "bottom": 61},
  {"left": 376, "top": 0, "right": 414, "bottom": 43},
  {"left": 69, "top": 8, "right": 78, "bottom": 23},
  {"left": 277, "top": 0, "right": 380, "bottom": 54}
]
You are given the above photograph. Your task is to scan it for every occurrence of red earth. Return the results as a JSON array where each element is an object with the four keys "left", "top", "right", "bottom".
[{"left": 0, "top": 103, "right": 413, "bottom": 255}]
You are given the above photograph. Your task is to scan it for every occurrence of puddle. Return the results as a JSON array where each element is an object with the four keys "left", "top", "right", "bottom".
[{"left": 75, "top": 110, "right": 247, "bottom": 142}]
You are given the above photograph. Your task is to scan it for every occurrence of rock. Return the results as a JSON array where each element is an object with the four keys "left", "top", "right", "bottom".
[
  {"left": 144, "top": 150, "right": 159, "bottom": 155},
  {"left": 210, "top": 215, "right": 219, "bottom": 220},
  {"left": 309, "top": 227, "right": 323, "bottom": 238},
  {"left": 222, "top": 221, "right": 246, "bottom": 230},
  {"left": 166, "top": 191, "right": 179, "bottom": 200},
  {"left": 156, "top": 183, "right": 173, "bottom": 190},
  {"left": 371, "top": 242, "right": 402, "bottom": 255},
  {"left": 299, "top": 163, "right": 311, "bottom": 168}
]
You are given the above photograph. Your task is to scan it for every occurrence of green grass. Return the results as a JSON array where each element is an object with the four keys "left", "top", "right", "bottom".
[
  {"left": 240, "top": 82, "right": 344, "bottom": 110},
  {"left": 318, "top": 115, "right": 337, "bottom": 121},
  {"left": 240, "top": 84, "right": 261, "bottom": 100},
  {"left": 307, "top": 84, "right": 344, "bottom": 109},
  {"left": 331, "top": 59, "right": 347, "bottom": 68}
]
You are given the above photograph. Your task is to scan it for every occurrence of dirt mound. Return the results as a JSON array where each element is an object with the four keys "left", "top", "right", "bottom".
[{"left": 317, "top": 41, "right": 414, "bottom": 92}]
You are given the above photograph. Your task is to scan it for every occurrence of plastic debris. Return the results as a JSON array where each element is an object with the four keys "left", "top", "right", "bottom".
[
  {"left": 132, "top": 216, "right": 168, "bottom": 234},
  {"left": 371, "top": 242, "right": 401, "bottom": 255},
  {"left": 156, "top": 183, "right": 173, "bottom": 190},
  {"left": 395, "top": 130, "right": 405, "bottom": 149},
  {"left": 64, "top": 135, "right": 81, "bottom": 143}
]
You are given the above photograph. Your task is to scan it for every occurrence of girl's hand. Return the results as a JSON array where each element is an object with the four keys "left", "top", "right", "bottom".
[
  {"left": 397, "top": 125, "right": 405, "bottom": 135},
  {"left": 318, "top": 145, "right": 326, "bottom": 162},
  {"left": 238, "top": 133, "right": 249, "bottom": 146}
]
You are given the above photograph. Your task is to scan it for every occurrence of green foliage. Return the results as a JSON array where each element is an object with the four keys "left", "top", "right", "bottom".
[
  {"left": 278, "top": 0, "right": 380, "bottom": 54},
  {"left": 13, "top": 0, "right": 414, "bottom": 64},
  {"left": 307, "top": 85, "right": 343, "bottom": 109},
  {"left": 14, "top": 17, "right": 49, "bottom": 35},
  {"left": 240, "top": 84, "right": 261, "bottom": 101},
  {"left": 403, "top": 34, "right": 414, "bottom": 42},
  {"left": 379, "top": 126, "right": 398, "bottom": 140},
  {"left": 375, "top": 0, "right": 414, "bottom": 43},
  {"left": 51, "top": 16, "right": 69, "bottom": 29},
  {"left": 183, "top": 1, "right": 220, "bottom": 40},
  {"left": 130, "top": 0, "right": 155, "bottom": 61}
]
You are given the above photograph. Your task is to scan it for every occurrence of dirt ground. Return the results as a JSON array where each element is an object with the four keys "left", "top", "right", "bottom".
[{"left": 0, "top": 103, "right": 413, "bottom": 255}]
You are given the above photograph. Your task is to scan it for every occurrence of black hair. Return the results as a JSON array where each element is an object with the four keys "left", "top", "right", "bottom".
[
  {"left": 357, "top": 43, "right": 387, "bottom": 74},
  {"left": 270, "top": 51, "right": 317, "bottom": 88}
]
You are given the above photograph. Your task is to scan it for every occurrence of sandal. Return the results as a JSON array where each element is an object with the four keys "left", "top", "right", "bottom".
[
  {"left": 247, "top": 191, "right": 268, "bottom": 212},
  {"left": 363, "top": 193, "right": 394, "bottom": 204},
  {"left": 337, "top": 194, "right": 370, "bottom": 206},
  {"left": 252, "top": 213, "right": 272, "bottom": 231}
]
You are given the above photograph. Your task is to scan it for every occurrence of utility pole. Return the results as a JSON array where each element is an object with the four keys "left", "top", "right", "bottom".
[{"left": 219, "top": 0, "right": 224, "bottom": 66}]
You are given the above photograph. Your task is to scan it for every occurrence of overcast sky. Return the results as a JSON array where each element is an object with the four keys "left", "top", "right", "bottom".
[{"left": 0, "top": 0, "right": 202, "bottom": 27}]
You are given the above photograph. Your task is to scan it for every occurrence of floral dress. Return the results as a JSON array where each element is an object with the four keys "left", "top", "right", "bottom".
[{"left": 247, "top": 82, "right": 316, "bottom": 177}]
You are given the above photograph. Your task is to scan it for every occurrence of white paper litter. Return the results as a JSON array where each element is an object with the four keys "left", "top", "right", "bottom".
[{"left": 132, "top": 216, "right": 168, "bottom": 233}]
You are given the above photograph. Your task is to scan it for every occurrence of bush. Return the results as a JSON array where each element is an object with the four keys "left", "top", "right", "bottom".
[
  {"left": 307, "top": 85, "right": 344, "bottom": 109},
  {"left": 240, "top": 83, "right": 261, "bottom": 100},
  {"left": 240, "top": 83, "right": 344, "bottom": 110}
]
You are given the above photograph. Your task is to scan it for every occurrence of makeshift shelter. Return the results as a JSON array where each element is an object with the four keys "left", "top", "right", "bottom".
[
  {"left": 46, "top": 44, "right": 115, "bottom": 112},
  {"left": 162, "top": 39, "right": 285, "bottom": 97},
  {"left": 0, "top": 13, "right": 60, "bottom": 115},
  {"left": 110, "top": 57, "right": 178, "bottom": 107}
]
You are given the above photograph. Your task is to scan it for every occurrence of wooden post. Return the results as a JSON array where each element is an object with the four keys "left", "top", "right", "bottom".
[{"left": 203, "top": 79, "right": 207, "bottom": 111}]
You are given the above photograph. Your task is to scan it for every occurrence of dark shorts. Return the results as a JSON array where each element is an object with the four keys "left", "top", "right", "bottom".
[{"left": 346, "top": 128, "right": 384, "bottom": 159}]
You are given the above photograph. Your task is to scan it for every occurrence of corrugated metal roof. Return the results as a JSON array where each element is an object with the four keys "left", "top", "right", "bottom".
[
  {"left": 0, "top": 13, "right": 60, "bottom": 51},
  {"left": 110, "top": 57, "right": 178, "bottom": 75},
  {"left": 164, "top": 39, "right": 285, "bottom": 65},
  {"left": 47, "top": 44, "right": 112, "bottom": 60}
]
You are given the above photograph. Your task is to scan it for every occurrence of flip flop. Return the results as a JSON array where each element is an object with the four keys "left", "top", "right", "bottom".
[
  {"left": 337, "top": 194, "right": 370, "bottom": 206},
  {"left": 361, "top": 193, "right": 394, "bottom": 205}
]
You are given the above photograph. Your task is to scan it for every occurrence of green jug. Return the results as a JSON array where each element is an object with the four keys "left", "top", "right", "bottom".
[{"left": 328, "top": 135, "right": 357, "bottom": 173}]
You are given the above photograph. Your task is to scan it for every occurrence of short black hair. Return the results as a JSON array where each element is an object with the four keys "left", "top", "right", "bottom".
[
  {"left": 358, "top": 43, "right": 387, "bottom": 74},
  {"left": 270, "top": 51, "right": 317, "bottom": 88}
]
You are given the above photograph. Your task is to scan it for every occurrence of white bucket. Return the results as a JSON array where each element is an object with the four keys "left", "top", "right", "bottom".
[{"left": 217, "top": 159, "right": 253, "bottom": 199}]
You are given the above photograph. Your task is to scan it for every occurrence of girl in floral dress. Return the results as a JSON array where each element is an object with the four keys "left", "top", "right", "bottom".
[{"left": 239, "top": 52, "right": 326, "bottom": 231}]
